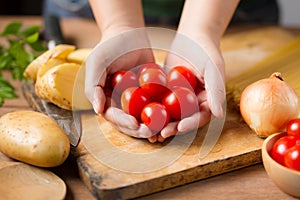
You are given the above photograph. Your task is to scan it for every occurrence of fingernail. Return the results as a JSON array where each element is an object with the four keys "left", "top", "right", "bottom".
[
  {"left": 160, "top": 130, "right": 168, "bottom": 138},
  {"left": 123, "top": 114, "right": 139, "bottom": 129},
  {"left": 161, "top": 125, "right": 177, "bottom": 138},
  {"left": 92, "top": 99, "right": 100, "bottom": 114},
  {"left": 177, "top": 122, "right": 186, "bottom": 132},
  {"left": 127, "top": 121, "right": 139, "bottom": 130}
]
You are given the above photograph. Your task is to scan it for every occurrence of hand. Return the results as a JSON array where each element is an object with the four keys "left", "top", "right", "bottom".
[
  {"left": 85, "top": 27, "right": 156, "bottom": 138},
  {"left": 148, "top": 31, "right": 226, "bottom": 143},
  {"left": 85, "top": 28, "right": 225, "bottom": 143}
]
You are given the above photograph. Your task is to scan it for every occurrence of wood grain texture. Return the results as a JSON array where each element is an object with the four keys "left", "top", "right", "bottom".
[
  {"left": 75, "top": 111, "right": 262, "bottom": 199},
  {"left": 221, "top": 26, "right": 295, "bottom": 79},
  {"left": 0, "top": 161, "right": 66, "bottom": 200},
  {"left": 21, "top": 26, "right": 296, "bottom": 200},
  {"left": 22, "top": 81, "right": 263, "bottom": 199}
]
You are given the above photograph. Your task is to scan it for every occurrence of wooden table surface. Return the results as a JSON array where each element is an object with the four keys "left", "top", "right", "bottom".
[{"left": 0, "top": 16, "right": 299, "bottom": 200}]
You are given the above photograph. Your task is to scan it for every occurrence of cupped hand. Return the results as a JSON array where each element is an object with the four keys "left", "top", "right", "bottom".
[
  {"left": 148, "top": 31, "right": 226, "bottom": 143},
  {"left": 85, "top": 28, "right": 226, "bottom": 143},
  {"left": 85, "top": 27, "right": 156, "bottom": 138}
]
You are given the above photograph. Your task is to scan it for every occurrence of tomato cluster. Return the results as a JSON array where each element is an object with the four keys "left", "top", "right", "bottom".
[
  {"left": 104, "top": 62, "right": 204, "bottom": 133},
  {"left": 271, "top": 118, "right": 300, "bottom": 171}
]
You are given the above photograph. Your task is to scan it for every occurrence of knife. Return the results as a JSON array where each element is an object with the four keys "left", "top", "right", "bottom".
[
  {"left": 43, "top": 14, "right": 64, "bottom": 47},
  {"left": 71, "top": 110, "right": 82, "bottom": 147},
  {"left": 72, "top": 109, "right": 96, "bottom": 147}
]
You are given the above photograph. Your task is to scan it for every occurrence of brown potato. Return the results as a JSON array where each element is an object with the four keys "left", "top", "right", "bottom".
[
  {"left": 24, "top": 44, "right": 75, "bottom": 81},
  {"left": 35, "top": 63, "right": 81, "bottom": 110},
  {"left": 66, "top": 48, "right": 92, "bottom": 64},
  {"left": 0, "top": 110, "right": 70, "bottom": 167},
  {"left": 36, "top": 57, "right": 66, "bottom": 79}
]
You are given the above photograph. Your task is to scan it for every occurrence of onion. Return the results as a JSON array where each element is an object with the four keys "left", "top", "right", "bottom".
[{"left": 240, "top": 72, "right": 300, "bottom": 138}]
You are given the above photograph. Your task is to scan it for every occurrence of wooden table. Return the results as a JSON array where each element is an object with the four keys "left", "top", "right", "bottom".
[{"left": 0, "top": 16, "right": 299, "bottom": 200}]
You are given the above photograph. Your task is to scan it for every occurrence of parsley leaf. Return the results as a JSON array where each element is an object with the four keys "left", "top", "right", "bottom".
[{"left": 0, "top": 22, "right": 47, "bottom": 106}]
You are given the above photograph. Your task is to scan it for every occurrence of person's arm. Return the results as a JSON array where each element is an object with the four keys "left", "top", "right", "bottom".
[
  {"left": 178, "top": 0, "right": 240, "bottom": 45},
  {"left": 176, "top": 0, "right": 240, "bottom": 119},
  {"left": 89, "top": 0, "right": 145, "bottom": 37},
  {"left": 159, "top": 0, "right": 240, "bottom": 141},
  {"left": 85, "top": 0, "right": 155, "bottom": 139}
]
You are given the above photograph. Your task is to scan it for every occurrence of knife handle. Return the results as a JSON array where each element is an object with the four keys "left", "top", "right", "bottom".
[{"left": 43, "top": 14, "right": 64, "bottom": 46}]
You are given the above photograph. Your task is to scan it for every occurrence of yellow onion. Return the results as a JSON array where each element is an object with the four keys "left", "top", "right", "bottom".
[{"left": 240, "top": 72, "right": 299, "bottom": 138}]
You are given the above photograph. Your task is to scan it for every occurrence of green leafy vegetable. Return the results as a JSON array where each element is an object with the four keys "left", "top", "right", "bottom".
[
  {"left": 0, "top": 22, "right": 47, "bottom": 107},
  {"left": 0, "top": 77, "right": 17, "bottom": 106},
  {"left": 1, "top": 22, "right": 22, "bottom": 36}
]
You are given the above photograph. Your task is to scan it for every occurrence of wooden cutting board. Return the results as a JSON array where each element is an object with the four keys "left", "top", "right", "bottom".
[{"left": 22, "top": 26, "right": 296, "bottom": 200}]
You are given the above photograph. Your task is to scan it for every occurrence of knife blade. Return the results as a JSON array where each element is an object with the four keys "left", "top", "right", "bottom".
[
  {"left": 71, "top": 110, "right": 82, "bottom": 147},
  {"left": 71, "top": 109, "right": 94, "bottom": 147}
]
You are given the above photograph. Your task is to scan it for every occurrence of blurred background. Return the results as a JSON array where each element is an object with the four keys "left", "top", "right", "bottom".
[
  {"left": 0, "top": 0, "right": 43, "bottom": 16},
  {"left": 1, "top": 0, "right": 300, "bottom": 27}
]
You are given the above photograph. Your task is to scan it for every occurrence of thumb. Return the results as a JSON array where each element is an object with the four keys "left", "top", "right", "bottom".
[
  {"left": 204, "top": 58, "right": 226, "bottom": 118},
  {"left": 84, "top": 50, "right": 107, "bottom": 114},
  {"left": 91, "top": 86, "right": 106, "bottom": 114}
]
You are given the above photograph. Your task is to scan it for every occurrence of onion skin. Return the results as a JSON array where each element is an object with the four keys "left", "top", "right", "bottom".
[{"left": 240, "top": 72, "right": 299, "bottom": 138}]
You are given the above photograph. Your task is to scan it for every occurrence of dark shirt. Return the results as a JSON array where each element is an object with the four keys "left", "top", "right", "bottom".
[{"left": 142, "top": 0, "right": 279, "bottom": 26}]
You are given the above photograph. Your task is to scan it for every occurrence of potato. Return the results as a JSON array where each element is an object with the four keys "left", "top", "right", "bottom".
[
  {"left": 36, "top": 57, "right": 66, "bottom": 79},
  {"left": 66, "top": 48, "right": 92, "bottom": 64},
  {"left": 71, "top": 64, "right": 93, "bottom": 110},
  {"left": 0, "top": 110, "right": 70, "bottom": 167},
  {"left": 24, "top": 44, "right": 75, "bottom": 81},
  {"left": 35, "top": 63, "right": 81, "bottom": 110}
]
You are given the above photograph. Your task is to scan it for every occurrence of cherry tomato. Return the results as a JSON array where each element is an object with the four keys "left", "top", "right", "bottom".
[
  {"left": 137, "top": 62, "right": 162, "bottom": 77},
  {"left": 141, "top": 102, "right": 170, "bottom": 132},
  {"left": 103, "top": 87, "right": 113, "bottom": 98},
  {"left": 111, "top": 71, "right": 138, "bottom": 94},
  {"left": 139, "top": 68, "right": 169, "bottom": 101},
  {"left": 103, "top": 88, "right": 121, "bottom": 108},
  {"left": 121, "top": 87, "right": 150, "bottom": 120},
  {"left": 284, "top": 144, "right": 300, "bottom": 171},
  {"left": 167, "top": 66, "right": 197, "bottom": 91},
  {"left": 162, "top": 86, "right": 198, "bottom": 120},
  {"left": 271, "top": 135, "right": 298, "bottom": 166},
  {"left": 286, "top": 118, "right": 300, "bottom": 139},
  {"left": 195, "top": 88, "right": 207, "bottom": 104},
  {"left": 104, "top": 74, "right": 113, "bottom": 89},
  {"left": 194, "top": 77, "right": 205, "bottom": 91}
]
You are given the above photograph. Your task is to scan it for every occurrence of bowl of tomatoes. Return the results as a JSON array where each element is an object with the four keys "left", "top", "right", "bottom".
[{"left": 262, "top": 118, "right": 300, "bottom": 198}]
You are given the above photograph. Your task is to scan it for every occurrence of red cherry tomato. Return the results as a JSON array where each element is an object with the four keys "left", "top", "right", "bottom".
[
  {"left": 121, "top": 87, "right": 150, "bottom": 120},
  {"left": 137, "top": 62, "right": 162, "bottom": 77},
  {"left": 139, "top": 68, "right": 169, "bottom": 101},
  {"left": 284, "top": 144, "right": 300, "bottom": 171},
  {"left": 104, "top": 74, "right": 113, "bottom": 89},
  {"left": 103, "top": 88, "right": 121, "bottom": 108},
  {"left": 103, "top": 87, "right": 112, "bottom": 98},
  {"left": 286, "top": 118, "right": 300, "bottom": 139},
  {"left": 141, "top": 102, "right": 170, "bottom": 132},
  {"left": 167, "top": 66, "right": 197, "bottom": 91},
  {"left": 271, "top": 135, "right": 298, "bottom": 166},
  {"left": 111, "top": 71, "right": 138, "bottom": 94},
  {"left": 162, "top": 86, "right": 198, "bottom": 120}
]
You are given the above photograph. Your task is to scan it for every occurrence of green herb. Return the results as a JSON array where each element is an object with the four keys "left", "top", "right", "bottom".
[
  {"left": 0, "top": 77, "right": 17, "bottom": 105},
  {"left": 0, "top": 22, "right": 47, "bottom": 106}
]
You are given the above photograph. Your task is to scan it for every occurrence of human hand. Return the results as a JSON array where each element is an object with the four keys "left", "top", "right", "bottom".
[
  {"left": 85, "top": 28, "right": 225, "bottom": 143},
  {"left": 85, "top": 27, "right": 156, "bottom": 138},
  {"left": 148, "top": 31, "right": 226, "bottom": 143}
]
